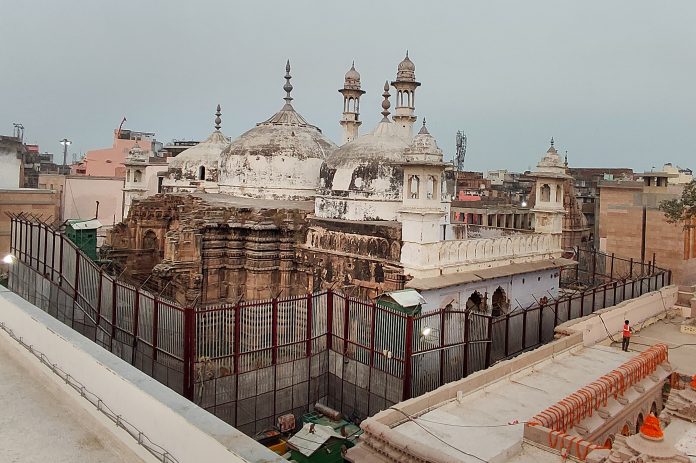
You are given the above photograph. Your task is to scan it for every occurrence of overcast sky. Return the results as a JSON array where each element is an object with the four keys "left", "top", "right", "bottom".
[{"left": 1, "top": 0, "right": 694, "bottom": 172}]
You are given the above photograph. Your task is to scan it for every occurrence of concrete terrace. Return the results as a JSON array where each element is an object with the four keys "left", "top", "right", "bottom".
[
  {"left": 391, "top": 345, "right": 634, "bottom": 463},
  {"left": 0, "top": 324, "right": 147, "bottom": 463}
]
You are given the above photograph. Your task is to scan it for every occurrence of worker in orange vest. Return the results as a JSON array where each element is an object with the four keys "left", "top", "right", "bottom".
[{"left": 622, "top": 319, "right": 632, "bottom": 351}]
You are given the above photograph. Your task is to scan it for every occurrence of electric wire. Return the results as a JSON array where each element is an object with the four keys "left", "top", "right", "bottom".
[{"left": 389, "top": 407, "right": 489, "bottom": 463}]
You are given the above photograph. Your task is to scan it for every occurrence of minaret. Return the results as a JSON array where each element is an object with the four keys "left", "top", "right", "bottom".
[
  {"left": 529, "top": 138, "right": 570, "bottom": 248},
  {"left": 338, "top": 62, "right": 366, "bottom": 144},
  {"left": 391, "top": 51, "right": 421, "bottom": 138}
]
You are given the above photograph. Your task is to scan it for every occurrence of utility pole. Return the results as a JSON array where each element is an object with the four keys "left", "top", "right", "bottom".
[{"left": 59, "top": 138, "right": 72, "bottom": 166}]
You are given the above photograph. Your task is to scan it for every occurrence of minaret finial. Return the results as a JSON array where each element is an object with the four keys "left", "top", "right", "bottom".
[
  {"left": 283, "top": 59, "right": 293, "bottom": 106},
  {"left": 381, "top": 81, "right": 391, "bottom": 120},
  {"left": 564, "top": 151, "right": 568, "bottom": 168},
  {"left": 406, "top": 50, "right": 409, "bottom": 58},
  {"left": 422, "top": 117, "right": 426, "bottom": 127},
  {"left": 214, "top": 104, "right": 222, "bottom": 131},
  {"left": 351, "top": 60, "right": 355, "bottom": 69},
  {"left": 550, "top": 136, "right": 554, "bottom": 147}
]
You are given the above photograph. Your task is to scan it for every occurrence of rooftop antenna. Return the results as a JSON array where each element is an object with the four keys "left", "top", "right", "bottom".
[{"left": 455, "top": 130, "right": 467, "bottom": 171}]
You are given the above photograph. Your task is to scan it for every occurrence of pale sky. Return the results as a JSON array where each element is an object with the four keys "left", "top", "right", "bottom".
[{"left": 1, "top": 0, "right": 694, "bottom": 172}]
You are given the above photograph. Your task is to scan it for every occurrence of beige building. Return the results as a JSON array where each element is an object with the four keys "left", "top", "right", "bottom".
[
  {"left": 0, "top": 188, "right": 60, "bottom": 267},
  {"left": 598, "top": 172, "right": 696, "bottom": 286}
]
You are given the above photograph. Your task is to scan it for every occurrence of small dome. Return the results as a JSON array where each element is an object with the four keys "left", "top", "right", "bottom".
[
  {"left": 396, "top": 52, "right": 416, "bottom": 81},
  {"left": 404, "top": 121, "right": 444, "bottom": 163},
  {"left": 169, "top": 130, "right": 230, "bottom": 169},
  {"left": 345, "top": 64, "right": 360, "bottom": 82},
  {"left": 342, "top": 62, "right": 363, "bottom": 92}
]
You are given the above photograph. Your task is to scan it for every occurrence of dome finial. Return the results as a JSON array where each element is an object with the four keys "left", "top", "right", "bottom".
[
  {"left": 418, "top": 117, "right": 430, "bottom": 135},
  {"left": 550, "top": 136, "right": 554, "bottom": 147},
  {"left": 381, "top": 81, "right": 391, "bottom": 121},
  {"left": 283, "top": 59, "right": 293, "bottom": 106},
  {"left": 406, "top": 50, "right": 409, "bottom": 58},
  {"left": 214, "top": 104, "right": 222, "bottom": 131}
]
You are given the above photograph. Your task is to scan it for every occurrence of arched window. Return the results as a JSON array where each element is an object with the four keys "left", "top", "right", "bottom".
[
  {"left": 142, "top": 230, "right": 157, "bottom": 250},
  {"left": 635, "top": 413, "right": 644, "bottom": 435},
  {"left": 491, "top": 287, "right": 509, "bottom": 317},
  {"left": 198, "top": 165, "right": 206, "bottom": 181},
  {"left": 465, "top": 291, "right": 485, "bottom": 313},
  {"left": 540, "top": 184, "right": 551, "bottom": 202},
  {"left": 427, "top": 175, "right": 438, "bottom": 200},
  {"left": 127, "top": 170, "right": 131, "bottom": 182},
  {"left": 409, "top": 175, "right": 420, "bottom": 199},
  {"left": 133, "top": 170, "right": 142, "bottom": 183},
  {"left": 556, "top": 184, "right": 562, "bottom": 203}
]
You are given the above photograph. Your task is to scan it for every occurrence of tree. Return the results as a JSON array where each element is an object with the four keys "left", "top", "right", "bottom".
[{"left": 659, "top": 180, "right": 696, "bottom": 226}]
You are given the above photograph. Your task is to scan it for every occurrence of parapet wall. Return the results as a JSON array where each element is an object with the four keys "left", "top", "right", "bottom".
[{"left": 555, "top": 285, "right": 678, "bottom": 346}]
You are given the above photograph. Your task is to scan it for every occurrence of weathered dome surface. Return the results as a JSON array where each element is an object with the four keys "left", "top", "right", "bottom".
[
  {"left": 218, "top": 106, "right": 338, "bottom": 200},
  {"left": 345, "top": 64, "right": 360, "bottom": 82},
  {"left": 321, "top": 120, "right": 408, "bottom": 194},
  {"left": 316, "top": 120, "right": 408, "bottom": 221},
  {"left": 169, "top": 131, "right": 229, "bottom": 181}
]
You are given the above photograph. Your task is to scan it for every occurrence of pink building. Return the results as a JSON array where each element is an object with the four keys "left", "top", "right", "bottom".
[{"left": 74, "top": 129, "right": 160, "bottom": 177}]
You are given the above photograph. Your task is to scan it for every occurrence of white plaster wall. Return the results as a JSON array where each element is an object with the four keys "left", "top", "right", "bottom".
[
  {"left": 0, "top": 288, "right": 285, "bottom": 463},
  {"left": 401, "top": 233, "right": 562, "bottom": 279},
  {"left": 418, "top": 268, "right": 560, "bottom": 312},
  {"left": 0, "top": 150, "right": 22, "bottom": 189},
  {"left": 315, "top": 195, "right": 401, "bottom": 221}
]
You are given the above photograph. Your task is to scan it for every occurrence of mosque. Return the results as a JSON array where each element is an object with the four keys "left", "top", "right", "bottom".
[{"left": 108, "top": 54, "right": 574, "bottom": 312}]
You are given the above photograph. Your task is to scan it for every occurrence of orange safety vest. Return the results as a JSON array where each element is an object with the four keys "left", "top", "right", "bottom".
[{"left": 623, "top": 324, "right": 631, "bottom": 338}]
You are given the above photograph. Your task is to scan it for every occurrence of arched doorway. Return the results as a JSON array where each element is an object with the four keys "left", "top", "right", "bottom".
[
  {"left": 621, "top": 424, "right": 630, "bottom": 436},
  {"left": 635, "top": 413, "right": 644, "bottom": 434},
  {"left": 465, "top": 291, "right": 485, "bottom": 312},
  {"left": 491, "top": 287, "right": 509, "bottom": 317},
  {"left": 198, "top": 165, "right": 206, "bottom": 180}
]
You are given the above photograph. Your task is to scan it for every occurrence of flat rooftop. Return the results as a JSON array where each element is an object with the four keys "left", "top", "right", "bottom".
[
  {"left": 390, "top": 345, "right": 633, "bottom": 463},
  {"left": 610, "top": 315, "right": 696, "bottom": 373},
  {"left": 0, "top": 327, "right": 146, "bottom": 463}
]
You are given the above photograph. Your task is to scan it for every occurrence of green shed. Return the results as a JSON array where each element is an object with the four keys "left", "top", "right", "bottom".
[
  {"left": 375, "top": 289, "right": 426, "bottom": 316},
  {"left": 64, "top": 219, "right": 102, "bottom": 261}
]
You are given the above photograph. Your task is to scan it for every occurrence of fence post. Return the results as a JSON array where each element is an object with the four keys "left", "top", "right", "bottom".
[
  {"left": 369, "top": 302, "right": 377, "bottom": 368},
  {"left": 629, "top": 258, "right": 634, "bottom": 280},
  {"left": 591, "top": 287, "right": 596, "bottom": 313},
  {"left": 403, "top": 315, "right": 414, "bottom": 401},
  {"left": 591, "top": 248, "right": 597, "bottom": 286},
  {"left": 522, "top": 310, "right": 528, "bottom": 350},
  {"left": 182, "top": 306, "right": 195, "bottom": 401},
  {"left": 538, "top": 306, "right": 544, "bottom": 345},
  {"left": 580, "top": 290, "right": 585, "bottom": 317},
  {"left": 95, "top": 269, "right": 103, "bottom": 340},
  {"left": 131, "top": 288, "right": 140, "bottom": 366},
  {"left": 326, "top": 289, "right": 333, "bottom": 351},
  {"left": 504, "top": 313, "right": 510, "bottom": 357},
  {"left": 609, "top": 253, "right": 615, "bottom": 280},
  {"left": 554, "top": 300, "right": 559, "bottom": 327},
  {"left": 43, "top": 224, "right": 48, "bottom": 277},
  {"left": 72, "top": 252, "right": 80, "bottom": 329},
  {"left": 271, "top": 297, "right": 278, "bottom": 365},
  {"left": 439, "top": 310, "right": 445, "bottom": 387},
  {"left": 306, "top": 293, "right": 313, "bottom": 358},
  {"left": 602, "top": 283, "right": 607, "bottom": 309},
  {"left": 233, "top": 303, "right": 241, "bottom": 427},
  {"left": 463, "top": 311, "right": 470, "bottom": 377},
  {"left": 152, "top": 297, "right": 159, "bottom": 371},
  {"left": 343, "top": 296, "right": 350, "bottom": 355},
  {"left": 110, "top": 282, "right": 117, "bottom": 352},
  {"left": 484, "top": 315, "right": 494, "bottom": 368}
]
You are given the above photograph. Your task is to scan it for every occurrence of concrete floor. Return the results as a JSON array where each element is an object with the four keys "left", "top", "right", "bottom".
[{"left": 0, "top": 329, "right": 146, "bottom": 463}]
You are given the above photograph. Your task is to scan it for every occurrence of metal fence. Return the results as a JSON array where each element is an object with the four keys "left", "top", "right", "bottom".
[{"left": 6, "top": 215, "right": 672, "bottom": 435}]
